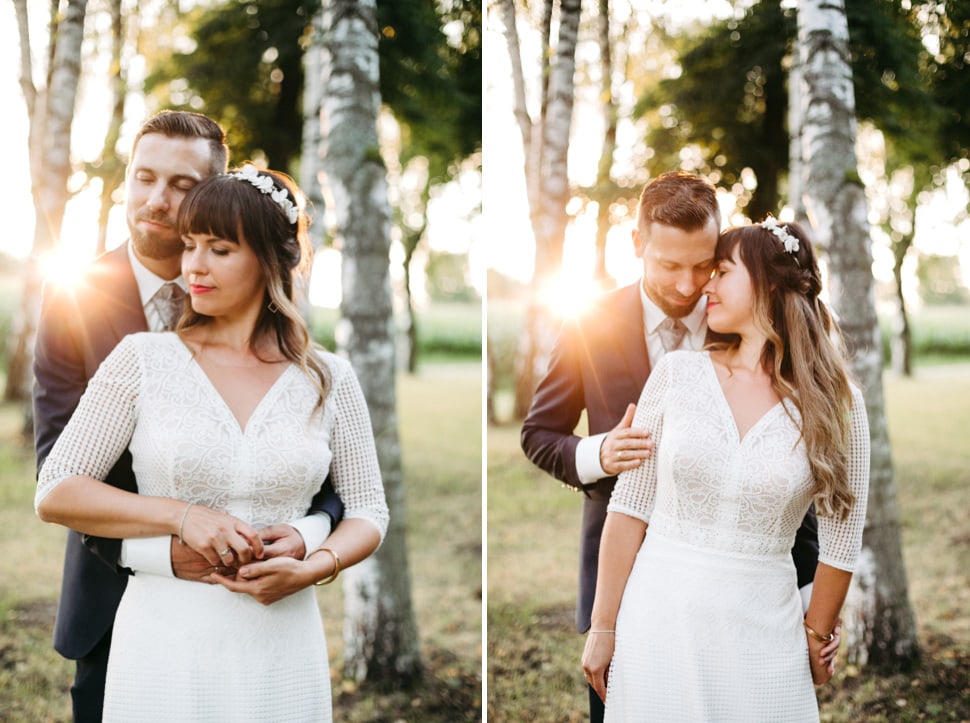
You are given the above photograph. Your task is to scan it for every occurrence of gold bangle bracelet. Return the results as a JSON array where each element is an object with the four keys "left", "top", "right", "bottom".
[
  {"left": 803, "top": 621, "right": 834, "bottom": 643},
  {"left": 313, "top": 548, "right": 342, "bottom": 586}
]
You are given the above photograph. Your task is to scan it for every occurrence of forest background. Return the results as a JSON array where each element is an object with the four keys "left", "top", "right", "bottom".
[
  {"left": 0, "top": 0, "right": 483, "bottom": 721},
  {"left": 486, "top": 0, "right": 969, "bottom": 720}
]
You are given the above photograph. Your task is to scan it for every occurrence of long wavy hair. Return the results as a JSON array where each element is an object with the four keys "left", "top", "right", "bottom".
[
  {"left": 176, "top": 166, "right": 330, "bottom": 411},
  {"left": 710, "top": 220, "right": 856, "bottom": 519}
]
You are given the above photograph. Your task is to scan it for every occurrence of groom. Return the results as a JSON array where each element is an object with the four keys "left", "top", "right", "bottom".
[
  {"left": 520, "top": 171, "right": 822, "bottom": 721},
  {"left": 33, "top": 110, "right": 342, "bottom": 722}
]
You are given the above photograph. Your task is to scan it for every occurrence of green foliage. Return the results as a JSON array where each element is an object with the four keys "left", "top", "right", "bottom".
[
  {"left": 145, "top": 0, "right": 318, "bottom": 171},
  {"left": 638, "top": 0, "right": 952, "bottom": 217},
  {"left": 378, "top": 0, "right": 482, "bottom": 182},
  {"left": 924, "top": 2, "right": 970, "bottom": 169},
  {"left": 310, "top": 302, "right": 481, "bottom": 360},
  {"left": 145, "top": 0, "right": 482, "bottom": 184},
  {"left": 880, "top": 304, "right": 970, "bottom": 364},
  {"left": 485, "top": 299, "right": 522, "bottom": 395},
  {"left": 638, "top": 0, "right": 792, "bottom": 219},
  {"left": 425, "top": 251, "right": 478, "bottom": 303},
  {"left": 915, "top": 256, "right": 970, "bottom": 305}
]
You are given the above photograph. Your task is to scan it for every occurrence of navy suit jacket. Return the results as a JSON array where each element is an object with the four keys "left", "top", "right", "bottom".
[
  {"left": 33, "top": 243, "right": 342, "bottom": 660},
  {"left": 521, "top": 282, "right": 819, "bottom": 632}
]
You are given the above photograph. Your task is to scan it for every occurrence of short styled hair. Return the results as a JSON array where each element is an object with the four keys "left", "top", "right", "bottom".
[
  {"left": 131, "top": 110, "right": 229, "bottom": 175},
  {"left": 637, "top": 171, "right": 720, "bottom": 234}
]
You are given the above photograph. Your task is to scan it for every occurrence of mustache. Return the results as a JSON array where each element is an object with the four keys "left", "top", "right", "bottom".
[{"left": 135, "top": 210, "right": 175, "bottom": 227}]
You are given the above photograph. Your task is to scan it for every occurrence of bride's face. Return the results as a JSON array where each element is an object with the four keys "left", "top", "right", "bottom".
[
  {"left": 182, "top": 231, "right": 266, "bottom": 322},
  {"left": 702, "top": 246, "right": 755, "bottom": 336}
]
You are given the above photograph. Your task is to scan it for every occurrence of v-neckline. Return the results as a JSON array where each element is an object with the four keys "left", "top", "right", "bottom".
[
  {"left": 174, "top": 337, "right": 294, "bottom": 434},
  {"left": 702, "top": 352, "right": 784, "bottom": 445}
]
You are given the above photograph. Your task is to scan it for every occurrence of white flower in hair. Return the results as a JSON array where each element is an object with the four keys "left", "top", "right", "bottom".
[
  {"left": 760, "top": 215, "right": 799, "bottom": 254},
  {"left": 227, "top": 164, "right": 300, "bottom": 224}
]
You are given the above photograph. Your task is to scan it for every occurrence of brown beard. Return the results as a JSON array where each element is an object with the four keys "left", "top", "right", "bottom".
[{"left": 131, "top": 212, "right": 183, "bottom": 260}]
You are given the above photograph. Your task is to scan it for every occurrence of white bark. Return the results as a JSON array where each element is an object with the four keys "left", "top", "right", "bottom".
[
  {"left": 502, "top": 0, "right": 582, "bottom": 418},
  {"left": 795, "top": 0, "right": 919, "bottom": 668},
  {"left": 7, "top": 0, "right": 88, "bottom": 405},
  {"left": 314, "top": 0, "right": 421, "bottom": 683}
]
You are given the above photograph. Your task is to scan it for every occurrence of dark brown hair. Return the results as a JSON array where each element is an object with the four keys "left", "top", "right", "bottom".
[
  {"left": 176, "top": 167, "right": 329, "bottom": 409},
  {"left": 637, "top": 171, "right": 721, "bottom": 236},
  {"left": 132, "top": 110, "right": 229, "bottom": 175},
  {"left": 712, "top": 221, "right": 855, "bottom": 519}
]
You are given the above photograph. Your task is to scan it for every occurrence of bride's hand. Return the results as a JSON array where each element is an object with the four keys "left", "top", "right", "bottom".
[
  {"left": 178, "top": 504, "right": 264, "bottom": 567},
  {"left": 581, "top": 630, "right": 614, "bottom": 703},
  {"left": 209, "top": 557, "right": 313, "bottom": 605}
]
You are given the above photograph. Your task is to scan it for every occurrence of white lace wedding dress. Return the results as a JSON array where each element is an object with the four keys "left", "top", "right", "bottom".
[
  {"left": 37, "top": 333, "right": 389, "bottom": 722},
  {"left": 604, "top": 351, "right": 869, "bottom": 722}
]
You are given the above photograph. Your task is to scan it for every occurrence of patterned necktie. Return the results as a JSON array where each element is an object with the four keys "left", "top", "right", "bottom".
[
  {"left": 154, "top": 282, "right": 185, "bottom": 331},
  {"left": 658, "top": 317, "right": 688, "bottom": 352}
]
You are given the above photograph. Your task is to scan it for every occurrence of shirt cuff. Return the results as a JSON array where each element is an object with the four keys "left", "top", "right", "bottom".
[
  {"left": 799, "top": 582, "right": 814, "bottom": 614},
  {"left": 576, "top": 433, "right": 609, "bottom": 486},
  {"left": 289, "top": 513, "right": 332, "bottom": 559},
  {"left": 120, "top": 536, "right": 175, "bottom": 578}
]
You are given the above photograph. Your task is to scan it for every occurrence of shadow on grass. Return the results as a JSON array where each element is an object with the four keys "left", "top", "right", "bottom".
[
  {"left": 333, "top": 645, "right": 481, "bottom": 722},
  {"left": 817, "top": 631, "right": 970, "bottom": 721}
]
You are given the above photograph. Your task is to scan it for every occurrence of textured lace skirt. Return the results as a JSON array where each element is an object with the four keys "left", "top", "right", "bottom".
[
  {"left": 606, "top": 531, "right": 819, "bottom": 722},
  {"left": 104, "top": 573, "right": 330, "bottom": 722}
]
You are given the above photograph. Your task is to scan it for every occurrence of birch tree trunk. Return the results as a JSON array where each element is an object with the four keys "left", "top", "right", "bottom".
[
  {"left": 795, "top": 0, "right": 920, "bottom": 669},
  {"left": 301, "top": 31, "right": 327, "bottom": 254},
  {"left": 7, "top": 0, "right": 88, "bottom": 406},
  {"left": 314, "top": 0, "right": 422, "bottom": 684},
  {"left": 503, "top": 0, "right": 582, "bottom": 419},
  {"left": 94, "top": 0, "right": 125, "bottom": 257},
  {"left": 591, "top": 0, "right": 616, "bottom": 287}
]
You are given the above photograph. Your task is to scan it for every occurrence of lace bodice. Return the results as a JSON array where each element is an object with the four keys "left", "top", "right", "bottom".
[
  {"left": 608, "top": 351, "right": 869, "bottom": 571},
  {"left": 36, "top": 333, "right": 388, "bottom": 540}
]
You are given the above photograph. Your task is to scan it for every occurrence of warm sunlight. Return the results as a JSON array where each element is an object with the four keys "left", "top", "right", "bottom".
[{"left": 38, "top": 243, "right": 96, "bottom": 291}]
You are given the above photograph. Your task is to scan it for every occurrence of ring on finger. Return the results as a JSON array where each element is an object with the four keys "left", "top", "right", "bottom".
[{"left": 220, "top": 548, "right": 232, "bottom": 558}]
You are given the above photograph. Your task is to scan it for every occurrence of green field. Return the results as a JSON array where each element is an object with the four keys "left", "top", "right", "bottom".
[
  {"left": 487, "top": 364, "right": 970, "bottom": 721},
  {"left": 0, "top": 361, "right": 482, "bottom": 722}
]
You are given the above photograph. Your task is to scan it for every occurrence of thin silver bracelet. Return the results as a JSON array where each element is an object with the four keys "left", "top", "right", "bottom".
[
  {"left": 177, "top": 502, "right": 193, "bottom": 545},
  {"left": 589, "top": 629, "right": 615, "bottom": 634}
]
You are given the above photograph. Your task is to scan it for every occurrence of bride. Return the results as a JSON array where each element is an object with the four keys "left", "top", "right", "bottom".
[
  {"left": 36, "top": 166, "right": 388, "bottom": 722},
  {"left": 582, "top": 219, "right": 869, "bottom": 721}
]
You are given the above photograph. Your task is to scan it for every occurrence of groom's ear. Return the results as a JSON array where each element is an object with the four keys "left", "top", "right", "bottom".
[{"left": 632, "top": 227, "right": 644, "bottom": 259}]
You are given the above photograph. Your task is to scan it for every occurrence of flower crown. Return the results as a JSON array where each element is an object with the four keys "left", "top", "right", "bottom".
[
  {"left": 760, "top": 216, "right": 799, "bottom": 256},
  {"left": 226, "top": 165, "right": 299, "bottom": 224}
]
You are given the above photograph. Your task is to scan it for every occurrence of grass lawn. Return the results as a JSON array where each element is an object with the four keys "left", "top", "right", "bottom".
[
  {"left": 487, "top": 364, "right": 970, "bottom": 722},
  {"left": 0, "top": 360, "right": 482, "bottom": 722}
]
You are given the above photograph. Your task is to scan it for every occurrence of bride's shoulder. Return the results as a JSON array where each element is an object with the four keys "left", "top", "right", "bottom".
[{"left": 312, "top": 348, "right": 354, "bottom": 382}]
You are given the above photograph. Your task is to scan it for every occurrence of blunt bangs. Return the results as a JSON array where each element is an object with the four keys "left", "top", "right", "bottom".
[{"left": 178, "top": 175, "right": 248, "bottom": 243}]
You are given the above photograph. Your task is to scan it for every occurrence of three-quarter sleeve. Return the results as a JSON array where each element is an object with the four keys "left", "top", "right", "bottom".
[
  {"left": 817, "top": 384, "right": 870, "bottom": 571},
  {"left": 326, "top": 358, "right": 390, "bottom": 542},
  {"left": 35, "top": 335, "right": 142, "bottom": 509},
  {"left": 607, "top": 353, "right": 672, "bottom": 523}
]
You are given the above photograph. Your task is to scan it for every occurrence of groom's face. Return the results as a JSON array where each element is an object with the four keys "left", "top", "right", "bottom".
[{"left": 634, "top": 218, "right": 718, "bottom": 319}]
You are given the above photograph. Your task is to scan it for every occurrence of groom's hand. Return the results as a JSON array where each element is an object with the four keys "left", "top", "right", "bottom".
[
  {"left": 600, "top": 403, "right": 653, "bottom": 476},
  {"left": 258, "top": 524, "right": 307, "bottom": 561},
  {"left": 170, "top": 536, "right": 235, "bottom": 582}
]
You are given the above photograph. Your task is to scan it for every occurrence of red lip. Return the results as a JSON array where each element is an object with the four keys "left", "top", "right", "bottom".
[{"left": 190, "top": 285, "right": 213, "bottom": 295}]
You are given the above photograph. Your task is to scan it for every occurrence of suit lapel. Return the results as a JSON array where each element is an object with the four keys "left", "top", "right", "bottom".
[
  {"left": 76, "top": 243, "right": 148, "bottom": 375},
  {"left": 613, "top": 282, "right": 650, "bottom": 384},
  {"left": 96, "top": 243, "right": 149, "bottom": 341}
]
